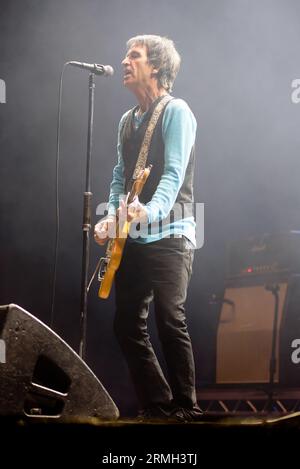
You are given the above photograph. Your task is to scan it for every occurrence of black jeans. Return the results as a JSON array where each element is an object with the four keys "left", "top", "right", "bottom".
[{"left": 113, "top": 236, "right": 198, "bottom": 411}]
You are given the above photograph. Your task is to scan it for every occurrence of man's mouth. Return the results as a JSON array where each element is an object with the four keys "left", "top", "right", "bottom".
[{"left": 123, "top": 70, "right": 132, "bottom": 78}]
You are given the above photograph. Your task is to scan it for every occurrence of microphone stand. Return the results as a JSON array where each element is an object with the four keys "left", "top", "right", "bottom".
[{"left": 79, "top": 72, "right": 95, "bottom": 360}]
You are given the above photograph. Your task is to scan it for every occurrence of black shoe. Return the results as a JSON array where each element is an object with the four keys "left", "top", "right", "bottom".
[
  {"left": 136, "top": 404, "right": 174, "bottom": 422},
  {"left": 171, "top": 407, "right": 203, "bottom": 423}
]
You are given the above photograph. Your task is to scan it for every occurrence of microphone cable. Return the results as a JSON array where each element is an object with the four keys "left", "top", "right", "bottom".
[{"left": 50, "top": 61, "right": 69, "bottom": 328}]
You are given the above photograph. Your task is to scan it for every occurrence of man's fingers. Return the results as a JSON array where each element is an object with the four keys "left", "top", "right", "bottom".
[
  {"left": 95, "top": 222, "right": 107, "bottom": 234},
  {"left": 94, "top": 236, "right": 107, "bottom": 246},
  {"left": 94, "top": 217, "right": 117, "bottom": 244},
  {"left": 94, "top": 221, "right": 108, "bottom": 241}
]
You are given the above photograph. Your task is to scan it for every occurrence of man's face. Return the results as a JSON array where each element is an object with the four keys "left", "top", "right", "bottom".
[{"left": 122, "top": 44, "right": 157, "bottom": 90}]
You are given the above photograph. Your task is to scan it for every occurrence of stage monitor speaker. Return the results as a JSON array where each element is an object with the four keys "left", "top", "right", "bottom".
[
  {"left": 0, "top": 304, "right": 119, "bottom": 421},
  {"left": 216, "top": 275, "right": 300, "bottom": 385}
]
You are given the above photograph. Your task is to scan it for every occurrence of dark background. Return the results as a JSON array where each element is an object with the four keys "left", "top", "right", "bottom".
[{"left": 1, "top": 0, "right": 300, "bottom": 415}]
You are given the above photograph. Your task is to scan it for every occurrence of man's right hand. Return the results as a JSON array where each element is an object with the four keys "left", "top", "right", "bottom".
[{"left": 94, "top": 215, "right": 116, "bottom": 246}]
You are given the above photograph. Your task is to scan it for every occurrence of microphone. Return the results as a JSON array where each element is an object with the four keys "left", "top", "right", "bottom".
[{"left": 68, "top": 61, "right": 114, "bottom": 77}]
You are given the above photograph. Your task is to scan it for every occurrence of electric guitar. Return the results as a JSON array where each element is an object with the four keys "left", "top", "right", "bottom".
[{"left": 98, "top": 165, "right": 152, "bottom": 299}]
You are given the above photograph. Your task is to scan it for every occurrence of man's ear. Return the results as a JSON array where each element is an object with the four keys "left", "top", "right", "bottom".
[{"left": 151, "top": 68, "right": 159, "bottom": 77}]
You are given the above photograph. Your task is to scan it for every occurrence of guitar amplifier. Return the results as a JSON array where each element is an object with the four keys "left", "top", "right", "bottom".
[
  {"left": 216, "top": 275, "right": 300, "bottom": 385},
  {"left": 227, "top": 231, "right": 300, "bottom": 278}
]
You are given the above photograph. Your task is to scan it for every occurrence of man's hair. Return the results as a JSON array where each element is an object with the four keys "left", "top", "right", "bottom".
[{"left": 126, "top": 35, "right": 181, "bottom": 92}]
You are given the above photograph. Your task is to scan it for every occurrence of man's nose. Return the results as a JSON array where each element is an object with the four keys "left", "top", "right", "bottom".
[{"left": 122, "top": 56, "right": 130, "bottom": 66}]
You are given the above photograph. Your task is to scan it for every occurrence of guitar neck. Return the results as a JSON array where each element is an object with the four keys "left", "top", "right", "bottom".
[
  {"left": 127, "top": 186, "right": 139, "bottom": 205},
  {"left": 127, "top": 166, "right": 152, "bottom": 205}
]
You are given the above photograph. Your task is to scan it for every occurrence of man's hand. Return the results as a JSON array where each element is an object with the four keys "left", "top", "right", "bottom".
[
  {"left": 117, "top": 196, "right": 148, "bottom": 223},
  {"left": 94, "top": 215, "right": 116, "bottom": 246},
  {"left": 94, "top": 198, "right": 148, "bottom": 246}
]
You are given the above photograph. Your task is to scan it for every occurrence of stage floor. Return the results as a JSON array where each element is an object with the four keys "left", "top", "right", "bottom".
[{"left": 1, "top": 412, "right": 299, "bottom": 465}]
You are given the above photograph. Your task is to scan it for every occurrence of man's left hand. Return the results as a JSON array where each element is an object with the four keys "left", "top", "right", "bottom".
[{"left": 117, "top": 196, "right": 148, "bottom": 223}]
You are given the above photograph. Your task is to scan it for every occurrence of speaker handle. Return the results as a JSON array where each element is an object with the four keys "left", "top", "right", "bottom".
[{"left": 210, "top": 294, "right": 236, "bottom": 324}]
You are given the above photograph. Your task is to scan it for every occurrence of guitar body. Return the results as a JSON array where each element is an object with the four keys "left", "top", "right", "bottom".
[
  {"left": 98, "top": 166, "right": 151, "bottom": 299},
  {"left": 98, "top": 223, "right": 129, "bottom": 299}
]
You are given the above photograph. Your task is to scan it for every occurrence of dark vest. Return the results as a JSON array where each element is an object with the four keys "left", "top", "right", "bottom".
[{"left": 121, "top": 97, "right": 195, "bottom": 221}]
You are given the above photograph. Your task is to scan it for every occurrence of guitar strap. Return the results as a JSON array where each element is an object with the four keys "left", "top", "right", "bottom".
[{"left": 132, "top": 94, "right": 173, "bottom": 179}]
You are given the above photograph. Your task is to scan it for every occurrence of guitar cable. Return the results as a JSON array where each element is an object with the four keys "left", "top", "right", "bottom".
[{"left": 87, "top": 257, "right": 102, "bottom": 292}]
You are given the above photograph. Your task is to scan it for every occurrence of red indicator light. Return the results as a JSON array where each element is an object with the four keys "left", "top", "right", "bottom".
[{"left": 247, "top": 267, "right": 253, "bottom": 273}]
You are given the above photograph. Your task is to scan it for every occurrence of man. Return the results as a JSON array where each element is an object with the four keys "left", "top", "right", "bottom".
[{"left": 94, "top": 35, "right": 201, "bottom": 422}]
